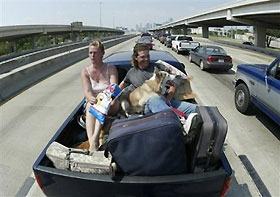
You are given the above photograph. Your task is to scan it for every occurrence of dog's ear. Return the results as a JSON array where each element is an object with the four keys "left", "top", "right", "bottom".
[{"left": 154, "top": 66, "right": 159, "bottom": 73}]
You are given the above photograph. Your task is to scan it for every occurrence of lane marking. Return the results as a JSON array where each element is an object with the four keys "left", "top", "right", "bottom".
[
  {"left": 238, "top": 155, "right": 271, "bottom": 197},
  {"left": 16, "top": 176, "right": 35, "bottom": 197}
]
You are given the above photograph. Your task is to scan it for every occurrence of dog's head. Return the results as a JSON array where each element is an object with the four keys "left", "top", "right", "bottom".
[
  {"left": 153, "top": 67, "right": 194, "bottom": 96},
  {"left": 151, "top": 67, "right": 176, "bottom": 95}
]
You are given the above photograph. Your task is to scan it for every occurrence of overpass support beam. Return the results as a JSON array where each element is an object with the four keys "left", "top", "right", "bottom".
[
  {"left": 171, "top": 29, "right": 176, "bottom": 35},
  {"left": 31, "top": 36, "right": 36, "bottom": 49},
  {"left": 254, "top": 26, "right": 266, "bottom": 48},
  {"left": 202, "top": 26, "right": 209, "bottom": 38},
  {"left": 172, "top": 28, "right": 181, "bottom": 35},
  {"left": 182, "top": 26, "right": 189, "bottom": 35},
  {"left": 13, "top": 43, "right": 17, "bottom": 53}
]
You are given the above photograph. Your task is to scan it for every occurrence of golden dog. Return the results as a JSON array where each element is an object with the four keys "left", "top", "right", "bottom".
[
  {"left": 155, "top": 60, "right": 196, "bottom": 101},
  {"left": 120, "top": 67, "right": 173, "bottom": 116}
]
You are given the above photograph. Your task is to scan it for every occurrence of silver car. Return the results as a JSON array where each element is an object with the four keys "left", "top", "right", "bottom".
[{"left": 189, "top": 45, "right": 233, "bottom": 71}]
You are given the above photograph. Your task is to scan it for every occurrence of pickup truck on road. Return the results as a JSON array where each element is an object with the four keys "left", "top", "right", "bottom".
[
  {"left": 233, "top": 56, "right": 280, "bottom": 125},
  {"left": 32, "top": 50, "right": 232, "bottom": 196},
  {"left": 33, "top": 101, "right": 232, "bottom": 197},
  {"left": 172, "top": 35, "right": 200, "bottom": 54}
]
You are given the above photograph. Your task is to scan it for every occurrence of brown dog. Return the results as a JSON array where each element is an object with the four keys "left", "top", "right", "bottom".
[
  {"left": 120, "top": 67, "right": 171, "bottom": 116},
  {"left": 155, "top": 60, "right": 196, "bottom": 101}
]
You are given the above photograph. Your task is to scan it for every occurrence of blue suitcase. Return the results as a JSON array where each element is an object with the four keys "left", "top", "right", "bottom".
[{"left": 107, "top": 110, "right": 187, "bottom": 176}]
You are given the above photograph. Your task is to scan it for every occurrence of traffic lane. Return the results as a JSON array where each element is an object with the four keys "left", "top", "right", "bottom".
[
  {"left": 182, "top": 42, "right": 280, "bottom": 139},
  {"left": 196, "top": 39, "right": 275, "bottom": 71},
  {"left": 155, "top": 39, "right": 280, "bottom": 195},
  {"left": 192, "top": 38, "right": 275, "bottom": 64},
  {"left": 168, "top": 47, "right": 280, "bottom": 197},
  {"left": 155, "top": 39, "right": 237, "bottom": 91},
  {"left": 0, "top": 38, "right": 137, "bottom": 196},
  {"left": 0, "top": 61, "right": 83, "bottom": 196},
  {"left": 158, "top": 39, "right": 279, "bottom": 133}
]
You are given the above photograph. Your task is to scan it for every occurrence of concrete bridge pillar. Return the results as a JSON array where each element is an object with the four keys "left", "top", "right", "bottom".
[
  {"left": 202, "top": 26, "right": 209, "bottom": 38},
  {"left": 182, "top": 26, "right": 189, "bottom": 35},
  {"left": 254, "top": 26, "right": 266, "bottom": 48},
  {"left": 172, "top": 28, "right": 182, "bottom": 35},
  {"left": 13, "top": 42, "right": 17, "bottom": 53},
  {"left": 31, "top": 36, "right": 36, "bottom": 49}
]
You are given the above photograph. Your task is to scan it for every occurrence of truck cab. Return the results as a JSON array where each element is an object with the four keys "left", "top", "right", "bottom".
[{"left": 233, "top": 56, "right": 280, "bottom": 125}]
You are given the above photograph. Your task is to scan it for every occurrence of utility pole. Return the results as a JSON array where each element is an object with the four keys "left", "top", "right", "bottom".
[
  {"left": 99, "top": 2, "right": 102, "bottom": 27},
  {"left": 113, "top": 14, "right": 115, "bottom": 28}
]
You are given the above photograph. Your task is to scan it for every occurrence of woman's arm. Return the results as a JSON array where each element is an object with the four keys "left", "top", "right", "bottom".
[
  {"left": 81, "top": 68, "right": 97, "bottom": 105},
  {"left": 108, "top": 65, "right": 118, "bottom": 84}
]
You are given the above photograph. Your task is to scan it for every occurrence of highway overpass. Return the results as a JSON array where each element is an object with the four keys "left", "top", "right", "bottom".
[
  {"left": 0, "top": 22, "right": 124, "bottom": 42},
  {"left": 0, "top": 0, "right": 279, "bottom": 48},
  {"left": 152, "top": 0, "right": 280, "bottom": 48}
]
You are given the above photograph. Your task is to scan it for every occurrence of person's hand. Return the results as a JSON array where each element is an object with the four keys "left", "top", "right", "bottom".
[
  {"left": 167, "top": 82, "right": 176, "bottom": 94},
  {"left": 88, "top": 96, "right": 97, "bottom": 105},
  {"left": 165, "top": 82, "right": 176, "bottom": 103}
]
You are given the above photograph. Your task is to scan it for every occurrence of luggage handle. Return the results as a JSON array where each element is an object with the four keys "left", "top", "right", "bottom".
[
  {"left": 68, "top": 148, "right": 90, "bottom": 155},
  {"left": 64, "top": 148, "right": 90, "bottom": 170},
  {"left": 204, "top": 140, "right": 214, "bottom": 171},
  {"left": 111, "top": 111, "right": 179, "bottom": 131}
]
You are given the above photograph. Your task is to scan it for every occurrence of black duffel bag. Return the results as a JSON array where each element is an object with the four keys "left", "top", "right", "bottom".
[{"left": 106, "top": 110, "right": 187, "bottom": 176}]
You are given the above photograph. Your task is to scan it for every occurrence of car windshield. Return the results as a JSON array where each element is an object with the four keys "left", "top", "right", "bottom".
[
  {"left": 137, "top": 36, "right": 152, "bottom": 43},
  {"left": 140, "top": 36, "right": 152, "bottom": 40},
  {"left": 177, "top": 36, "right": 193, "bottom": 41},
  {"left": 205, "top": 47, "right": 227, "bottom": 55},
  {"left": 138, "top": 36, "right": 152, "bottom": 43}
]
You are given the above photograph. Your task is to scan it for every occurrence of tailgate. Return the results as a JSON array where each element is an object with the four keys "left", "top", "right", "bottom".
[
  {"left": 33, "top": 153, "right": 231, "bottom": 197},
  {"left": 33, "top": 163, "right": 229, "bottom": 197},
  {"left": 181, "top": 41, "right": 200, "bottom": 48}
]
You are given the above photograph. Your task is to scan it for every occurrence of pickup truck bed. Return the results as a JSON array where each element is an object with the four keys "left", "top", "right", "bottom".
[{"left": 33, "top": 100, "right": 232, "bottom": 197}]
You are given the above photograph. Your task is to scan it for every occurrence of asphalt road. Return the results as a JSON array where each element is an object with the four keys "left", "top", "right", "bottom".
[
  {"left": 157, "top": 39, "right": 279, "bottom": 197},
  {"left": 0, "top": 37, "right": 279, "bottom": 197}
]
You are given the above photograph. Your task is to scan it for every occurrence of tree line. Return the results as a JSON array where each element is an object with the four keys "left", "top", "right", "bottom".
[{"left": 0, "top": 31, "right": 114, "bottom": 58}]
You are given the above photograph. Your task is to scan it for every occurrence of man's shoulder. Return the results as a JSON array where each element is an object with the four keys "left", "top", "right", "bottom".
[
  {"left": 127, "top": 67, "right": 145, "bottom": 75},
  {"left": 126, "top": 67, "right": 137, "bottom": 76}
]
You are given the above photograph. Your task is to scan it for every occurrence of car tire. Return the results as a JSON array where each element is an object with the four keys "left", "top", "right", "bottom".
[
  {"left": 200, "top": 60, "right": 205, "bottom": 70},
  {"left": 189, "top": 55, "right": 193, "bottom": 63},
  {"left": 234, "top": 83, "right": 253, "bottom": 114}
]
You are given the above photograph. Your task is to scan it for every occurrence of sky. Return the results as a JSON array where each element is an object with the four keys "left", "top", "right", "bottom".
[{"left": 0, "top": 0, "right": 239, "bottom": 30}]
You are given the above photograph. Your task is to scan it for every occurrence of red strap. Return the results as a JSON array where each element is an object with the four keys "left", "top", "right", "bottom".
[{"left": 169, "top": 106, "right": 186, "bottom": 118}]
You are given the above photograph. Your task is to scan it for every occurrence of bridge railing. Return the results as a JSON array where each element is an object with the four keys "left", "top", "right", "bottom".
[
  {"left": 0, "top": 34, "right": 136, "bottom": 105},
  {"left": 0, "top": 35, "right": 127, "bottom": 75}
]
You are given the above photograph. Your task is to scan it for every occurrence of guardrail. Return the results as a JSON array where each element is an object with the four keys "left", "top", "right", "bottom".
[
  {"left": 0, "top": 35, "right": 136, "bottom": 105},
  {"left": 0, "top": 35, "right": 129, "bottom": 75}
]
